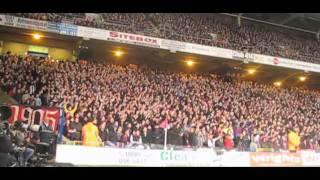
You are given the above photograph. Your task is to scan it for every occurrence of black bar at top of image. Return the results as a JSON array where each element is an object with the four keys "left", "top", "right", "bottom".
[{"left": 0, "top": 0, "right": 318, "bottom": 12}]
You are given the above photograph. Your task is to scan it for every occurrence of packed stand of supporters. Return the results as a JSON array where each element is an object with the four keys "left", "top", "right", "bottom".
[
  {"left": 149, "top": 13, "right": 320, "bottom": 63},
  {"left": 7, "top": 13, "right": 156, "bottom": 37},
  {"left": 1, "top": 54, "right": 320, "bottom": 151},
  {"left": 66, "top": 13, "right": 155, "bottom": 36},
  {"left": 5, "top": 13, "right": 320, "bottom": 64}
]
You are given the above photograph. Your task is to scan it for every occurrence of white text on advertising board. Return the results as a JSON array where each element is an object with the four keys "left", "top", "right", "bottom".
[
  {"left": 160, "top": 151, "right": 188, "bottom": 161},
  {"left": 161, "top": 39, "right": 186, "bottom": 51},
  {"left": 16, "top": 17, "right": 48, "bottom": 31},
  {"left": 232, "top": 50, "right": 255, "bottom": 62},
  {"left": 250, "top": 152, "right": 303, "bottom": 167},
  {"left": 3, "top": 15, "right": 15, "bottom": 26}
]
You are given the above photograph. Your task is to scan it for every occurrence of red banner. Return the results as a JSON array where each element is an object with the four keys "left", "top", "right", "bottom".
[{"left": 7, "top": 105, "right": 60, "bottom": 132}]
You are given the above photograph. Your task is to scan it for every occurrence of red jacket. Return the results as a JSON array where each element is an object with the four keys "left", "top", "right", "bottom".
[{"left": 224, "top": 136, "right": 234, "bottom": 150}]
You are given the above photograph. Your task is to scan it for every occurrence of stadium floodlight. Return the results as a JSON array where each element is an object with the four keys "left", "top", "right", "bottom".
[
  {"left": 186, "top": 60, "right": 194, "bottom": 67},
  {"left": 299, "top": 76, "right": 306, "bottom": 82},
  {"left": 274, "top": 81, "right": 282, "bottom": 87},
  {"left": 247, "top": 69, "right": 256, "bottom": 75},
  {"left": 114, "top": 50, "right": 124, "bottom": 57},
  {"left": 32, "top": 33, "right": 42, "bottom": 40}
]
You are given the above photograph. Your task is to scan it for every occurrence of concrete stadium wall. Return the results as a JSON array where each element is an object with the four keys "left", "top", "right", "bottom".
[
  {"left": 2, "top": 42, "right": 28, "bottom": 56},
  {"left": 1, "top": 41, "right": 73, "bottom": 60},
  {"left": 48, "top": 48, "right": 74, "bottom": 61},
  {"left": 0, "top": 31, "right": 78, "bottom": 60}
]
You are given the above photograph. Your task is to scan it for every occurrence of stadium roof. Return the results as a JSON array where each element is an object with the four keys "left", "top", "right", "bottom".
[{"left": 229, "top": 13, "right": 320, "bottom": 34}]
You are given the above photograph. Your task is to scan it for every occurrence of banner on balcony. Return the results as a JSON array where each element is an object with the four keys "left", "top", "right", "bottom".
[{"left": 7, "top": 105, "right": 60, "bottom": 132}]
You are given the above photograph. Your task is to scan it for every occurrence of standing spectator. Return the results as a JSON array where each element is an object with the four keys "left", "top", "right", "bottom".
[
  {"left": 288, "top": 127, "right": 301, "bottom": 152},
  {"left": 224, "top": 131, "right": 234, "bottom": 151},
  {"left": 68, "top": 117, "right": 83, "bottom": 141},
  {"left": 207, "top": 133, "right": 222, "bottom": 149},
  {"left": 64, "top": 97, "right": 78, "bottom": 121},
  {"left": 151, "top": 125, "right": 163, "bottom": 145},
  {"left": 82, "top": 119, "right": 102, "bottom": 147},
  {"left": 128, "top": 130, "right": 143, "bottom": 148},
  {"left": 98, "top": 122, "right": 107, "bottom": 144},
  {"left": 106, "top": 126, "right": 118, "bottom": 147},
  {"left": 120, "top": 129, "right": 130, "bottom": 147},
  {"left": 237, "top": 129, "right": 250, "bottom": 151},
  {"left": 35, "top": 95, "right": 42, "bottom": 107},
  {"left": 141, "top": 126, "right": 152, "bottom": 147},
  {"left": 234, "top": 122, "right": 242, "bottom": 147},
  {"left": 21, "top": 90, "right": 30, "bottom": 104}
]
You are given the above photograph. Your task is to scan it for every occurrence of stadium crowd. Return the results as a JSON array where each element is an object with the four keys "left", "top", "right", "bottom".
[
  {"left": 5, "top": 13, "right": 320, "bottom": 64},
  {"left": 1, "top": 53, "right": 320, "bottom": 152}
]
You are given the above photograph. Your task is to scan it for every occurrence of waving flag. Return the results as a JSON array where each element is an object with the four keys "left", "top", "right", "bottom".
[{"left": 159, "top": 118, "right": 169, "bottom": 129}]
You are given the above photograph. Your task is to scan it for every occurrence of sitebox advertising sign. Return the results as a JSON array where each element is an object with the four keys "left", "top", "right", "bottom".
[{"left": 106, "top": 31, "right": 161, "bottom": 48}]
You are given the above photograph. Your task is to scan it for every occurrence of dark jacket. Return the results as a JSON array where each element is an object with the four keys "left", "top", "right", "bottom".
[
  {"left": 99, "top": 130, "right": 108, "bottom": 142},
  {"left": 189, "top": 132, "right": 197, "bottom": 147},
  {"left": 168, "top": 128, "right": 182, "bottom": 146},
  {"left": 69, "top": 122, "right": 82, "bottom": 141},
  {"left": 151, "top": 128, "right": 163, "bottom": 144},
  {"left": 0, "top": 135, "right": 12, "bottom": 154},
  {"left": 12, "top": 130, "right": 25, "bottom": 147},
  {"left": 141, "top": 130, "right": 152, "bottom": 144},
  {"left": 0, "top": 135, "right": 13, "bottom": 166},
  {"left": 41, "top": 122, "right": 53, "bottom": 132},
  {"left": 107, "top": 130, "right": 118, "bottom": 142}
]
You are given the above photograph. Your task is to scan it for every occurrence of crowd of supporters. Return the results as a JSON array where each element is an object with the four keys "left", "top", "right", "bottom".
[
  {"left": 1, "top": 53, "right": 320, "bottom": 151},
  {"left": 5, "top": 13, "right": 320, "bottom": 64}
]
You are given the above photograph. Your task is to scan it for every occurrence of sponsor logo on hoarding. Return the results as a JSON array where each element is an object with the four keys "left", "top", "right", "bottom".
[
  {"left": 78, "top": 27, "right": 94, "bottom": 37},
  {"left": 161, "top": 39, "right": 186, "bottom": 51},
  {"left": 48, "top": 23, "right": 77, "bottom": 36},
  {"left": 77, "top": 27, "right": 106, "bottom": 40},
  {"left": 0, "top": 15, "right": 4, "bottom": 26},
  {"left": 47, "top": 22, "right": 60, "bottom": 33},
  {"left": 160, "top": 151, "right": 188, "bottom": 161},
  {"left": 117, "top": 150, "right": 150, "bottom": 164},
  {"left": 190, "top": 45, "right": 209, "bottom": 53},
  {"left": 301, "top": 151, "right": 320, "bottom": 166},
  {"left": 273, "top": 57, "right": 279, "bottom": 65},
  {"left": 16, "top": 17, "right": 48, "bottom": 31},
  {"left": 250, "top": 152, "right": 303, "bottom": 167},
  {"left": 232, "top": 50, "right": 255, "bottom": 62},
  {"left": 3, "top": 15, "right": 15, "bottom": 26},
  {"left": 107, "top": 31, "right": 160, "bottom": 48},
  {"left": 17, "top": 18, "right": 47, "bottom": 27},
  {"left": 59, "top": 24, "right": 77, "bottom": 36}
]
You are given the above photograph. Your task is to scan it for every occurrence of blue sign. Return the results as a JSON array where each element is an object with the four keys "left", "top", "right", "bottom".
[
  {"left": 48, "top": 22, "right": 77, "bottom": 36},
  {"left": 58, "top": 23, "right": 77, "bottom": 36},
  {"left": 47, "top": 22, "right": 60, "bottom": 33}
]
